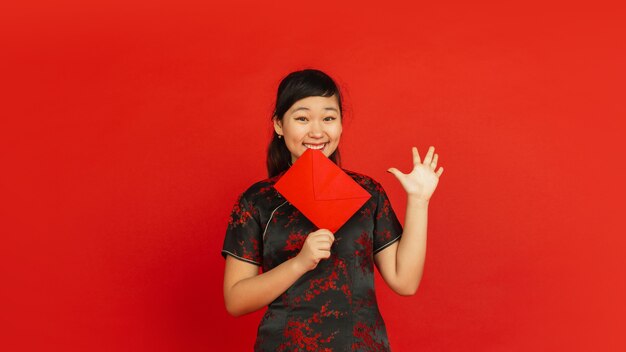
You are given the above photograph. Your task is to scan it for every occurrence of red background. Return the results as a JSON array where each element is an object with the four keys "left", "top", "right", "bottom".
[{"left": 2, "top": 1, "right": 625, "bottom": 351}]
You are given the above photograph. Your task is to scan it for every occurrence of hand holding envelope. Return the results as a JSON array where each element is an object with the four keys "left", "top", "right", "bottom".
[
  {"left": 274, "top": 148, "right": 371, "bottom": 271},
  {"left": 293, "top": 228, "right": 336, "bottom": 273}
]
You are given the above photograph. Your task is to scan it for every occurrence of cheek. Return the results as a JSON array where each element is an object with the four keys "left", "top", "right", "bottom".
[
  {"left": 284, "top": 131, "right": 306, "bottom": 151},
  {"left": 331, "top": 126, "right": 343, "bottom": 140},
  {"left": 284, "top": 125, "right": 306, "bottom": 140},
  {"left": 287, "top": 132, "right": 306, "bottom": 145}
]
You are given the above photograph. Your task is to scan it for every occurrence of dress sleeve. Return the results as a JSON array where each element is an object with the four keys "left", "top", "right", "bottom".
[
  {"left": 372, "top": 182, "right": 403, "bottom": 254},
  {"left": 221, "top": 193, "right": 263, "bottom": 266}
]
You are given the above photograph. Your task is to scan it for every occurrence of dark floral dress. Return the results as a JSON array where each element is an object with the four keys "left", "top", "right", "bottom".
[{"left": 221, "top": 168, "right": 403, "bottom": 352}]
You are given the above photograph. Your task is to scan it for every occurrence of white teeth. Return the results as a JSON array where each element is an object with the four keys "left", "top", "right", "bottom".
[{"left": 304, "top": 143, "right": 325, "bottom": 150}]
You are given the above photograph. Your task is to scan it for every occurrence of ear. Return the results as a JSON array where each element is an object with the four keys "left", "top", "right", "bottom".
[{"left": 273, "top": 116, "right": 283, "bottom": 136}]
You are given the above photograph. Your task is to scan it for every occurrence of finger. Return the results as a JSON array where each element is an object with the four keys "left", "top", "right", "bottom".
[
  {"left": 317, "top": 248, "right": 331, "bottom": 256},
  {"left": 318, "top": 228, "right": 332, "bottom": 235},
  {"left": 313, "top": 236, "right": 333, "bottom": 247},
  {"left": 318, "top": 242, "right": 332, "bottom": 250},
  {"left": 430, "top": 154, "right": 438, "bottom": 169},
  {"left": 387, "top": 167, "right": 404, "bottom": 182},
  {"left": 315, "top": 231, "right": 334, "bottom": 243},
  {"left": 436, "top": 167, "right": 444, "bottom": 177},
  {"left": 316, "top": 229, "right": 334, "bottom": 241},
  {"left": 423, "top": 146, "right": 435, "bottom": 165},
  {"left": 412, "top": 146, "right": 421, "bottom": 165}
]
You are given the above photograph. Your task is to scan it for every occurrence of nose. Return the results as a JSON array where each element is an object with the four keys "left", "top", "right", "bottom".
[{"left": 307, "top": 121, "right": 324, "bottom": 138}]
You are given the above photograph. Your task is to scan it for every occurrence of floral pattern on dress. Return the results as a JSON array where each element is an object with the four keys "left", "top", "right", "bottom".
[{"left": 222, "top": 169, "right": 403, "bottom": 351}]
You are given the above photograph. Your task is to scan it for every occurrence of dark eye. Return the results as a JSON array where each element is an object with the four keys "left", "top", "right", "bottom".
[
  {"left": 295, "top": 117, "right": 307, "bottom": 121},
  {"left": 324, "top": 116, "right": 337, "bottom": 121}
]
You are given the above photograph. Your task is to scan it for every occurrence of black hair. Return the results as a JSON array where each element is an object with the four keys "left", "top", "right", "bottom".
[{"left": 267, "top": 69, "right": 343, "bottom": 178}]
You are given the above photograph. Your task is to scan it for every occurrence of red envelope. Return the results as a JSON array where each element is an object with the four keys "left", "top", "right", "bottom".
[{"left": 274, "top": 148, "right": 372, "bottom": 233}]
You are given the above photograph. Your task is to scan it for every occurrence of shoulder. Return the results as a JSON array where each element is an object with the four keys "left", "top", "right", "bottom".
[
  {"left": 237, "top": 171, "right": 285, "bottom": 204},
  {"left": 342, "top": 168, "right": 386, "bottom": 195}
]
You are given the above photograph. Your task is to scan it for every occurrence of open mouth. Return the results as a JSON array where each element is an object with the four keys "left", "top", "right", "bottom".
[{"left": 304, "top": 143, "right": 327, "bottom": 151}]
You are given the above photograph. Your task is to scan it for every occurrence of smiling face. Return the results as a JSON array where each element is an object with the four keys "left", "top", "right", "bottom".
[{"left": 273, "top": 95, "right": 342, "bottom": 164}]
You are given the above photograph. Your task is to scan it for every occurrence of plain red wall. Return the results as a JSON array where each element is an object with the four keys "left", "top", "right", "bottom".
[{"left": 2, "top": 1, "right": 625, "bottom": 351}]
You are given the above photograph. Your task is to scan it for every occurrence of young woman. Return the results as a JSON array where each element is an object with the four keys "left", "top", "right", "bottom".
[{"left": 221, "top": 69, "right": 443, "bottom": 351}]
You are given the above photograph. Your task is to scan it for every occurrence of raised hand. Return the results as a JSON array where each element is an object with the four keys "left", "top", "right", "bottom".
[{"left": 387, "top": 146, "right": 444, "bottom": 201}]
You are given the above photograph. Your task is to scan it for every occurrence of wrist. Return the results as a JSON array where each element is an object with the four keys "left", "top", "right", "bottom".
[
  {"left": 289, "top": 256, "right": 308, "bottom": 276},
  {"left": 407, "top": 195, "right": 430, "bottom": 206}
]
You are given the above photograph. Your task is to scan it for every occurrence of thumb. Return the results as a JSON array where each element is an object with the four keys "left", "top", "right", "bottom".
[{"left": 387, "top": 167, "right": 403, "bottom": 179}]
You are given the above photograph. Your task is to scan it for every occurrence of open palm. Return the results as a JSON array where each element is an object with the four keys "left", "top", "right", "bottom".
[{"left": 387, "top": 146, "right": 444, "bottom": 201}]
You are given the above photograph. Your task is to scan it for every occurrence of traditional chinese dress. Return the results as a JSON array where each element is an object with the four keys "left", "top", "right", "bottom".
[{"left": 221, "top": 169, "right": 403, "bottom": 351}]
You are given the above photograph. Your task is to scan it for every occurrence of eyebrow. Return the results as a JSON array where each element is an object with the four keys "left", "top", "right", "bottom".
[{"left": 291, "top": 106, "right": 339, "bottom": 113}]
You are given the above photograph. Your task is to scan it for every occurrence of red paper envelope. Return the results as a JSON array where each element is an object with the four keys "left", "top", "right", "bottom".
[{"left": 274, "top": 148, "right": 372, "bottom": 233}]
